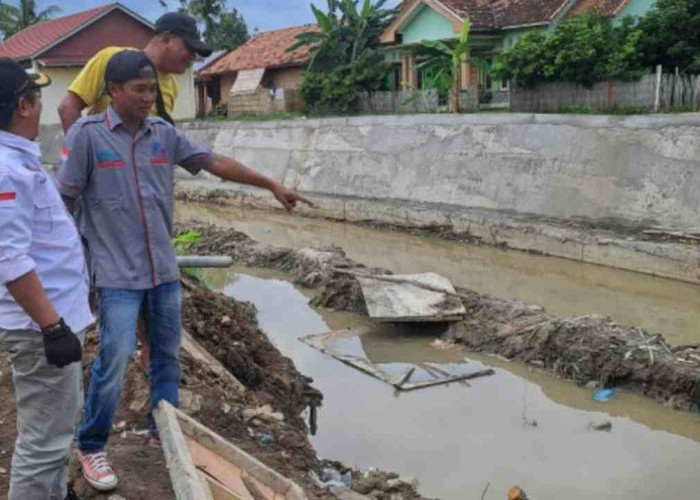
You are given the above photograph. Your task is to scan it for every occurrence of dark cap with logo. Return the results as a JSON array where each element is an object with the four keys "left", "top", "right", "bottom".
[
  {"left": 0, "top": 58, "right": 51, "bottom": 108},
  {"left": 155, "top": 12, "right": 213, "bottom": 57},
  {"left": 105, "top": 51, "right": 158, "bottom": 84}
]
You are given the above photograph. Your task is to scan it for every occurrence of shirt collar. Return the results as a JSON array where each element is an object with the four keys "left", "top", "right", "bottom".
[
  {"left": 0, "top": 130, "right": 42, "bottom": 163},
  {"left": 106, "top": 105, "right": 153, "bottom": 135}
]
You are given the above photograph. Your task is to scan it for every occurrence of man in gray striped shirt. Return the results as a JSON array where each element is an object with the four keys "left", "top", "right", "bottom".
[{"left": 56, "top": 50, "right": 311, "bottom": 493}]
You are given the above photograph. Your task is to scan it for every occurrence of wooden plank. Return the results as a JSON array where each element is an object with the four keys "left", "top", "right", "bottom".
[
  {"left": 182, "top": 329, "right": 246, "bottom": 394},
  {"left": 154, "top": 401, "right": 213, "bottom": 500},
  {"left": 200, "top": 472, "right": 246, "bottom": 500},
  {"left": 173, "top": 405, "right": 308, "bottom": 500}
]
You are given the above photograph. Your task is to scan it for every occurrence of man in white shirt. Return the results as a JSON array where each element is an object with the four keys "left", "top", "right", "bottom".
[{"left": 0, "top": 58, "right": 93, "bottom": 500}]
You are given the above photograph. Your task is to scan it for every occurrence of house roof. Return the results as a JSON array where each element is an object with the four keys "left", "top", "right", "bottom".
[
  {"left": 389, "top": 0, "right": 626, "bottom": 38},
  {"left": 194, "top": 50, "right": 227, "bottom": 74},
  {"left": 0, "top": 3, "right": 151, "bottom": 61},
  {"left": 566, "top": 0, "right": 631, "bottom": 18},
  {"left": 203, "top": 25, "right": 319, "bottom": 76}
]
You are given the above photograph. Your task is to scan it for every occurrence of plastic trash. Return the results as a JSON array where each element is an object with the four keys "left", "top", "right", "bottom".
[
  {"left": 322, "top": 468, "right": 342, "bottom": 483},
  {"left": 593, "top": 388, "right": 616, "bottom": 402},
  {"left": 259, "top": 433, "right": 273, "bottom": 445},
  {"left": 311, "top": 470, "right": 349, "bottom": 493}
]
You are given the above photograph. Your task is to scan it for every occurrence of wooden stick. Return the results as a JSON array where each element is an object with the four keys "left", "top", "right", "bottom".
[
  {"left": 241, "top": 472, "right": 267, "bottom": 500},
  {"left": 400, "top": 369, "right": 495, "bottom": 391},
  {"left": 394, "top": 367, "right": 416, "bottom": 388}
]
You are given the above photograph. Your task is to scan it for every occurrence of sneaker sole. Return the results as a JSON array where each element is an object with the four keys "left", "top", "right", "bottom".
[{"left": 82, "top": 470, "right": 118, "bottom": 492}]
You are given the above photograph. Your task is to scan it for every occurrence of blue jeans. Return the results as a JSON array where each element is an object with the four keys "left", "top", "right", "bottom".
[{"left": 78, "top": 281, "right": 182, "bottom": 453}]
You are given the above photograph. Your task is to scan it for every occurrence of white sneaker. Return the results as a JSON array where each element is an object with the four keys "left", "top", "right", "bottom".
[{"left": 77, "top": 450, "right": 118, "bottom": 492}]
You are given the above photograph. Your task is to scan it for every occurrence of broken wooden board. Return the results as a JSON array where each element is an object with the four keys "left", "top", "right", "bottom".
[
  {"left": 356, "top": 272, "right": 466, "bottom": 323},
  {"left": 300, "top": 328, "right": 494, "bottom": 391},
  {"left": 155, "top": 401, "right": 307, "bottom": 500}
]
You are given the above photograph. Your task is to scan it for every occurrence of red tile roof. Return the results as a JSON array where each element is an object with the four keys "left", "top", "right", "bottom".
[
  {"left": 494, "top": 0, "right": 572, "bottom": 27},
  {"left": 439, "top": 0, "right": 498, "bottom": 29},
  {"left": 203, "top": 25, "right": 319, "bottom": 76},
  {"left": 0, "top": 3, "right": 117, "bottom": 60},
  {"left": 394, "top": 0, "right": 625, "bottom": 31},
  {"left": 566, "top": 0, "right": 631, "bottom": 18}
]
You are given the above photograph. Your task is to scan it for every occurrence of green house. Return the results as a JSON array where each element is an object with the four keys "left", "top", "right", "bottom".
[{"left": 381, "top": 0, "right": 655, "bottom": 98}]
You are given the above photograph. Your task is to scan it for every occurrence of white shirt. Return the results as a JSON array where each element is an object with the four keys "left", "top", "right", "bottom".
[{"left": 0, "top": 130, "right": 93, "bottom": 332}]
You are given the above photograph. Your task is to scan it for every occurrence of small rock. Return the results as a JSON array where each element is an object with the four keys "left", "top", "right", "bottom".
[
  {"left": 585, "top": 380, "right": 601, "bottom": 390},
  {"left": 222, "top": 402, "right": 231, "bottom": 415},
  {"left": 220, "top": 316, "right": 231, "bottom": 325},
  {"left": 107, "top": 495, "right": 128, "bottom": 500},
  {"left": 120, "top": 431, "right": 127, "bottom": 440},
  {"left": 116, "top": 421, "right": 127, "bottom": 430},
  {"left": 0, "top": 467, "right": 7, "bottom": 475},
  {"left": 529, "top": 360, "right": 545, "bottom": 367},
  {"left": 180, "top": 389, "right": 203, "bottom": 413},
  {"left": 243, "top": 404, "right": 284, "bottom": 423}
]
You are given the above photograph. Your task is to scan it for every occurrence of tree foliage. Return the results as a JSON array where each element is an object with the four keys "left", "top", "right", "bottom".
[
  {"left": 0, "top": 0, "right": 61, "bottom": 40},
  {"left": 633, "top": 0, "right": 700, "bottom": 72},
  {"left": 417, "top": 20, "right": 472, "bottom": 112},
  {"left": 295, "top": 0, "right": 397, "bottom": 113},
  {"left": 492, "top": 13, "right": 643, "bottom": 87},
  {"left": 160, "top": 0, "right": 249, "bottom": 51}
]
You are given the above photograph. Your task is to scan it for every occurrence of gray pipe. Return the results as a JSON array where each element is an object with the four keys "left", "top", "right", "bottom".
[{"left": 177, "top": 256, "right": 233, "bottom": 268}]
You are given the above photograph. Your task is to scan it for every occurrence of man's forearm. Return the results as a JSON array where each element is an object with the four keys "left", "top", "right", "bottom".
[
  {"left": 206, "top": 155, "right": 278, "bottom": 190},
  {"left": 58, "top": 93, "right": 86, "bottom": 133},
  {"left": 6, "top": 271, "right": 60, "bottom": 329}
]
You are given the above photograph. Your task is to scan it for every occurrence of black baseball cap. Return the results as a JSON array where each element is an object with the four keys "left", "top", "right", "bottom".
[
  {"left": 105, "top": 51, "right": 158, "bottom": 84},
  {"left": 0, "top": 58, "right": 51, "bottom": 107},
  {"left": 155, "top": 12, "right": 213, "bottom": 57}
]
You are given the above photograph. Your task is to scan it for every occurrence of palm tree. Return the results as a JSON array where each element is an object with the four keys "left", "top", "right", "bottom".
[
  {"left": 288, "top": 0, "right": 396, "bottom": 71},
  {"left": 417, "top": 20, "right": 473, "bottom": 113},
  {"left": 0, "top": 0, "right": 61, "bottom": 40}
]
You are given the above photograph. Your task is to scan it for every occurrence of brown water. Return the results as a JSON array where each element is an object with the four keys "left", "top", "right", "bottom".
[
  {"left": 204, "top": 267, "right": 700, "bottom": 500},
  {"left": 177, "top": 203, "right": 700, "bottom": 346}
]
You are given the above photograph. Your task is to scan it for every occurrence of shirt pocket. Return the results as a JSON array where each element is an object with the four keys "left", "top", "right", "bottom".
[{"left": 33, "top": 177, "right": 61, "bottom": 234}]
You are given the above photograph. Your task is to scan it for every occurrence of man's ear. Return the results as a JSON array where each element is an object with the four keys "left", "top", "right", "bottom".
[{"left": 15, "top": 97, "right": 33, "bottom": 119}]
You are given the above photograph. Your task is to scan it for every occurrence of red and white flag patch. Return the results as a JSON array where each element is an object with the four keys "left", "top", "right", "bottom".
[
  {"left": 61, "top": 148, "right": 70, "bottom": 162},
  {"left": 0, "top": 192, "right": 16, "bottom": 202}
]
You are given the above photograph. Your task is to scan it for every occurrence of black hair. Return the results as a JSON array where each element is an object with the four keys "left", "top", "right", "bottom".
[{"left": 0, "top": 88, "right": 39, "bottom": 131}]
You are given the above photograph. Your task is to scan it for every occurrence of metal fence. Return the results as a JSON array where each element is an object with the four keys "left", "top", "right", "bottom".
[{"left": 511, "top": 68, "right": 700, "bottom": 113}]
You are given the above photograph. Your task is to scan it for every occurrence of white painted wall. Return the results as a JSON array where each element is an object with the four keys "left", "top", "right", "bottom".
[{"left": 38, "top": 65, "right": 197, "bottom": 126}]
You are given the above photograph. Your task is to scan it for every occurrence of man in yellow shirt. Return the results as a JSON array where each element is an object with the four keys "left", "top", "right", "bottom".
[{"left": 57, "top": 12, "right": 212, "bottom": 132}]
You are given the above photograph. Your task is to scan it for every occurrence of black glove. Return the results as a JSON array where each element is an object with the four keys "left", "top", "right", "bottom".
[{"left": 42, "top": 318, "right": 83, "bottom": 368}]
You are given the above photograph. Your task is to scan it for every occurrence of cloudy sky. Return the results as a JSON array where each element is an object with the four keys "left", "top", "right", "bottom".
[{"left": 35, "top": 0, "right": 403, "bottom": 33}]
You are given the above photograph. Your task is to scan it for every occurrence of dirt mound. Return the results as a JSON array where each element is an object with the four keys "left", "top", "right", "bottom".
[{"left": 177, "top": 223, "right": 700, "bottom": 413}]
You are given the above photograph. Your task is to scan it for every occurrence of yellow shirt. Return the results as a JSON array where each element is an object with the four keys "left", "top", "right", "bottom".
[{"left": 68, "top": 46, "right": 178, "bottom": 117}]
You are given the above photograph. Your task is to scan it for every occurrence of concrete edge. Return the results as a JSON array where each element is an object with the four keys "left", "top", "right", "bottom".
[{"left": 175, "top": 183, "right": 700, "bottom": 285}]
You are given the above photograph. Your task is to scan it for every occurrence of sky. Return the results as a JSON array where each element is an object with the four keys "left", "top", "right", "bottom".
[{"left": 33, "top": 0, "right": 403, "bottom": 33}]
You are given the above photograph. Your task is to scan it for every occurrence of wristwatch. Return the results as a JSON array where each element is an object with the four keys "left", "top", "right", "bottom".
[{"left": 41, "top": 318, "right": 67, "bottom": 335}]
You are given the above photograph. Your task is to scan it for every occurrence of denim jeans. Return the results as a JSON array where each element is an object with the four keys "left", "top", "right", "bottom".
[{"left": 78, "top": 281, "right": 182, "bottom": 453}]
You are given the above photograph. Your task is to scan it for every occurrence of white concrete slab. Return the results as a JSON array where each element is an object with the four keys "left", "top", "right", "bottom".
[{"left": 356, "top": 272, "right": 466, "bottom": 322}]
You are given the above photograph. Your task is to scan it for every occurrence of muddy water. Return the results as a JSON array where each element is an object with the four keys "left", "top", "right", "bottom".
[
  {"left": 204, "top": 267, "right": 700, "bottom": 500},
  {"left": 177, "top": 203, "right": 700, "bottom": 346}
]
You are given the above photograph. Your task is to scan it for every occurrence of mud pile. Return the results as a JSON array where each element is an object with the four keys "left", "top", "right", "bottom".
[{"left": 179, "top": 223, "right": 700, "bottom": 413}]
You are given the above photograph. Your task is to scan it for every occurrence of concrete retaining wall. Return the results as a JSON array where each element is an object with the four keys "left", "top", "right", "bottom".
[{"left": 39, "top": 113, "right": 700, "bottom": 283}]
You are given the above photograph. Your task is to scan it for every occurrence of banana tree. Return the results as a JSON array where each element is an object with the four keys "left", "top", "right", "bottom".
[
  {"left": 287, "top": 0, "right": 397, "bottom": 71},
  {"left": 418, "top": 20, "right": 472, "bottom": 113}
]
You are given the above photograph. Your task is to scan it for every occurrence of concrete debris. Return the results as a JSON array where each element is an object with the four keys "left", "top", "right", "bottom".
[
  {"left": 243, "top": 404, "right": 285, "bottom": 423},
  {"left": 179, "top": 389, "right": 203, "bottom": 413},
  {"left": 356, "top": 272, "right": 466, "bottom": 323}
]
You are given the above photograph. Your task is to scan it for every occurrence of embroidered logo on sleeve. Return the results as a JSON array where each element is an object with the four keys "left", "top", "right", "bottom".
[
  {"left": 0, "top": 192, "right": 16, "bottom": 202},
  {"left": 150, "top": 142, "right": 169, "bottom": 166},
  {"left": 96, "top": 150, "right": 126, "bottom": 169}
]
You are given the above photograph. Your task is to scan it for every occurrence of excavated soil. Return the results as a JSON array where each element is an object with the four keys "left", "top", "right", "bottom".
[
  {"left": 179, "top": 222, "right": 700, "bottom": 413},
  {"left": 0, "top": 279, "right": 427, "bottom": 500}
]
